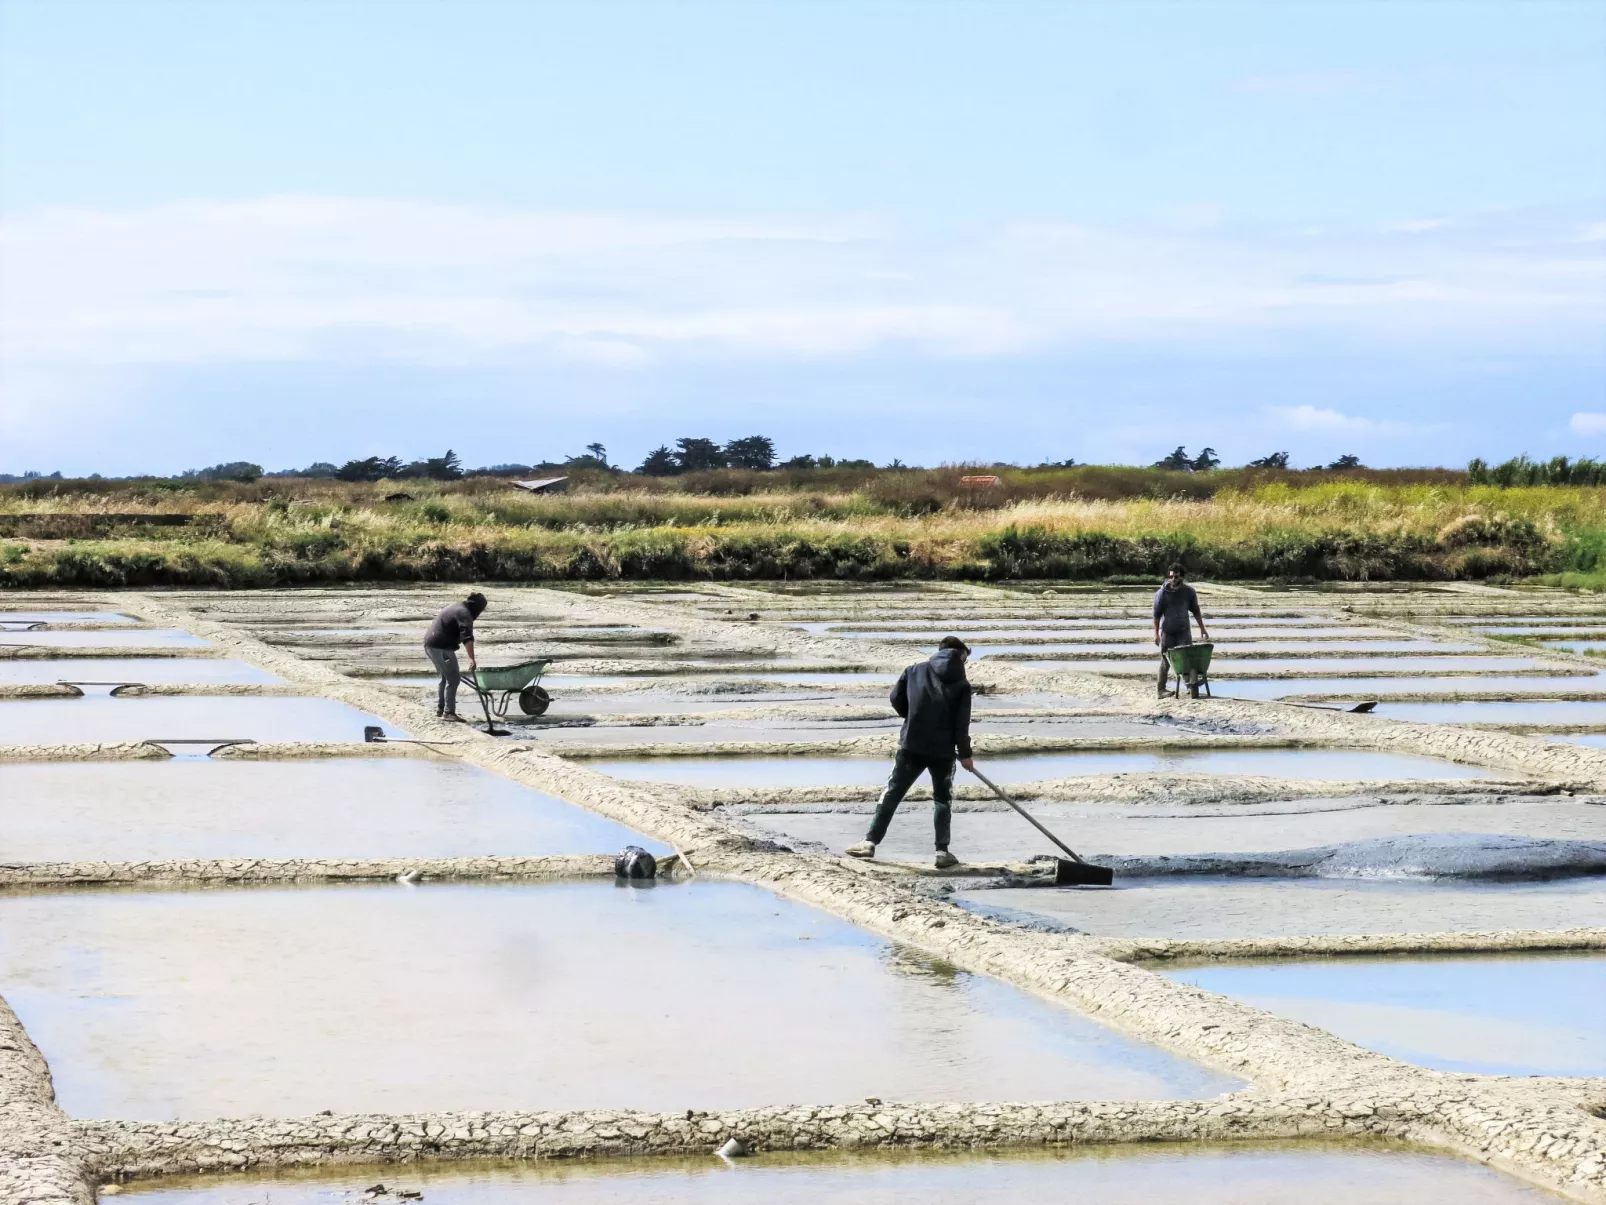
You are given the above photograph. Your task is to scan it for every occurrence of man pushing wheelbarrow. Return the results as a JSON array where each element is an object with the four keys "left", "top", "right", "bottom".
[{"left": 1153, "top": 564, "right": 1211, "bottom": 698}]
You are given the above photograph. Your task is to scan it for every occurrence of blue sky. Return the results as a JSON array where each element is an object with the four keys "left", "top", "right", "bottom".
[{"left": 1, "top": 0, "right": 1602, "bottom": 474}]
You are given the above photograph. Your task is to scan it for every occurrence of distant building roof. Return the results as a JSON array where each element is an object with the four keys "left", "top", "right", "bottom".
[{"left": 511, "top": 477, "right": 569, "bottom": 494}]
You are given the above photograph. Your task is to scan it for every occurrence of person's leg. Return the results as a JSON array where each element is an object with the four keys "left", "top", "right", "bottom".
[
  {"left": 853, "top": 749, "right": 923, "bottom": 852},
  {"left": 441, "top": 650, "right": 462, "bottom": 714},
  {"left": 425, "top": 646, "right": 452, "bottom": 714},
  {"left": 929, "top": 756, "right": 956, "bottom": 862},
  {"left": 1158, "top": 630, "right": 1191, "bottom": 695}
]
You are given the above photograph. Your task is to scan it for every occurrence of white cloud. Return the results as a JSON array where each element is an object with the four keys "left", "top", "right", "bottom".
[
  {"left": 1268, "top": 404, "right": 1439, "bottom": 437},
  {"left": 1, "top": 197, "right": 1601, "bottom": 378},
  {"left": 1570, "top": 412, "right": 1606, "bottom": 436}
]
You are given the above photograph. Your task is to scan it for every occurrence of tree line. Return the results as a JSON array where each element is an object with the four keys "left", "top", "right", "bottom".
[{"left": 31, "top": 444, "right": 1606, "bottom": 487}]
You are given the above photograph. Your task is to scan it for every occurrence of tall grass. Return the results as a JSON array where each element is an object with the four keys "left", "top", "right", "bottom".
[{"left": 3, "top": 472, "right": 1601, "bottom": 587}]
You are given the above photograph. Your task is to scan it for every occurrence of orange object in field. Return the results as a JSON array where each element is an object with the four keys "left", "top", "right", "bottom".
[{"left": 959, "top": 474, "right": 1001, "bottom": 487}]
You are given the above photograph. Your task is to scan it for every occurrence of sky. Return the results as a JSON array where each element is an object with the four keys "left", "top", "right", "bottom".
[{"left": 1, "top": 0, "right": 1603, "bottom": 475}]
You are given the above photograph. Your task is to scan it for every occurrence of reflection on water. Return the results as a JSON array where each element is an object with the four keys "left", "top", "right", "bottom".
[
  {"left": 117, "top": 1144, "right": 1565, "bottom": 1205},
  {"left": 0, "top": 881, "right": 1237, "bottom": 1119},
  {"left": 0, "top": 759, "right": 659, "bottom": 861},
  {"left": 1167, "top": 953, "right": 1606, "bottom": 1076},
  {"left": 590, "top": 749, "right": 1487, "bottom": 787},
  {"left": 0, "top": 695, "right": 404, "bottom": 745}
]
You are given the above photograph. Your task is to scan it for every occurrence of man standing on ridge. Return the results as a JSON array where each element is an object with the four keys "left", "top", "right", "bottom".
[
  {"left": 1154, "top": 564, "right": 1209, "bottom": 697},
  {"left": 424, "top": 591, "right": 487, "bottom": 721},
  {"left": 846, "top": 636, "right": 974, "bottom": 869}
]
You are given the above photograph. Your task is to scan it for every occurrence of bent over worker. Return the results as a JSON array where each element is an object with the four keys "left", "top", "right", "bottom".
[
  {"left": 424, "top": 591, "right": 487, "bottom": 721},
  {"left": 846, "top": 636, "right": 974, "bottom": 869},
  {"left": 1153, "top": 564, "right": 1209, "bottom": 697}
]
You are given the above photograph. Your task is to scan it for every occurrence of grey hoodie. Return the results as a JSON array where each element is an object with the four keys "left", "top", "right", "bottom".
[{"left": 890, "top": 648, "right": 974, "bottom": 760}]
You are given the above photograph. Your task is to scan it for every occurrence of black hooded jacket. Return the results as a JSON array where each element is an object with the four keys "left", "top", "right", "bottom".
[{"left": 890, "top": 648, "right": 973, "bottom": 760}]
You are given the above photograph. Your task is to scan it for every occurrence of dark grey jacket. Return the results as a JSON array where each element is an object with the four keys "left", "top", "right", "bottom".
[
  {"left": 890, "top": 649, "right": 973, "bottom": 760},
  {"left": 424, "top": 601, "right": 478, "bottom": 651},
  {"left": 1153, "top": 583, "right": 1201, "bottom": 635}
]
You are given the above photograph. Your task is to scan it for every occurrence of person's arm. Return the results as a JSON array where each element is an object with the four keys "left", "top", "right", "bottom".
[
  {"left": 955, "top": 683, "right": 974, "bottom": 771},
  {"left": 889, "top": 668, "right": 910, "bottom": 718},
  {"left": 1152, "top": 589, "right": 1164, "bottom": 646},
  {"left": 1190, "top": 588, "right": 1208, "bottom": 640},
  {"left": 463, "top": 638, "right": 476, "bottom": 670},
  {"left": 460, "top": 608, "right": 478, "bottom": 670}
]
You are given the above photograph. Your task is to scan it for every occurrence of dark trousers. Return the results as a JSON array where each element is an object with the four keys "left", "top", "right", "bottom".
[
  {"left": 1157, "top": 628, "right": 1192, "bottom": 693},
  {"left": 866, "top": 748, "right": 955, "bottom": 850}
]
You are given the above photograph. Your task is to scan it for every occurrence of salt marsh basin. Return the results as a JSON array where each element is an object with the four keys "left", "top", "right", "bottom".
[
  {"left": 589, "top": 749, "right": 1491, "bottom": 786},
  {"left": 111, "top": 1143, "right": 1573, "bottom": 1205},
  {"left": 1165, "top": 953, "right": 1606, "bottom": 1076},
  {"left": 0, "top": 758, "right": 662, "bottom": 861},
  {"left": 960, "top": 877, "right": 1606, "bottom": 941},
  {"left": 0, "top": 880, "right": 1240, "bottom": 1119},
  {"left": 0, "top": 695, "right": 403, "bottom": 744},
  {"left": 0, "top": 658, "right": 282, "bottom": 685}
]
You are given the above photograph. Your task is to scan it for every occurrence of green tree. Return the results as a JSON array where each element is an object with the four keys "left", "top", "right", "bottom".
[
  {"left": 673, "top": 437, "right": 727, "bottom": 472},
  {"left": 637, "top": 445, "right": 678, "bottom": 475},
  {"left": 1327, "top": 454, "right": 1363, "bottom": 470},
  {"left": 723, "top": 435, "right": 777, "bottom": 470},
  {"left": 1248, "top": 452, "right": 1290, "bottom": 469},
  {"left": 1190, "top": 447, "right": 1220, "bottom": 471},
  {"left": 1154, "top": 447, "right": 1193, "bottom": 470}
]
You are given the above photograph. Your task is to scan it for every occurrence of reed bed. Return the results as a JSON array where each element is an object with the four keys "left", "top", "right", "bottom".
[{"left": 3, "top": 475, "right": 1602, "bottom": 588}]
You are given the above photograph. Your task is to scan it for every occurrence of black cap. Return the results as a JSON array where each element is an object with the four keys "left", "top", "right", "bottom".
[{"left": 938, "top": 635, "right": 971, "bottom": 655}]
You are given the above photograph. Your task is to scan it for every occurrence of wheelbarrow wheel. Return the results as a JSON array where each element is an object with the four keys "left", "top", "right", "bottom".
[{"left": 518, "top": 685, "right": 551, "bottom": 716}]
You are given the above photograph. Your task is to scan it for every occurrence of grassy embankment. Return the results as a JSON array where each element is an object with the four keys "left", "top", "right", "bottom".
[{"left": 2, "top": 465, "right": 1603, "bottom": 588}]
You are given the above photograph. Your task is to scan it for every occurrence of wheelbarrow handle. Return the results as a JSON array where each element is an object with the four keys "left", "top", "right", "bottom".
[{"left": 968, "top": 767, "right": 1088, "bottom": 865}]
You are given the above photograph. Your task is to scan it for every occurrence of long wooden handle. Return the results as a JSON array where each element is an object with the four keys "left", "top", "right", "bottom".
[{"left": 968, "top": 767, "right": 1087, "bottom": 865}]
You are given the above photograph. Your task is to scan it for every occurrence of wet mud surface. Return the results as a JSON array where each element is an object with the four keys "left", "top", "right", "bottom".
[
  {"left": 962, "top": 877, "right": 1606, "bottom": 940},
  {"left": 743, "top": 797, "right": 1606, "bottom": 865},
  {"left": 590, "top": 749, "right": 1491, "bottom": 786}
]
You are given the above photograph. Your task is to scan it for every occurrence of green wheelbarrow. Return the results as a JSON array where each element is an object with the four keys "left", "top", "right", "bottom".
[
  {"left": 1165, "top": 641, "right": 1214, "bottom": 699},
  {"left": 468, "top": 659, "right": 552, "bottom": 735}
]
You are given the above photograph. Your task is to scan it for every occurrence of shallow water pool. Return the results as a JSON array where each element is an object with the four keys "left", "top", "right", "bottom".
[
  {"left": 0, "top": 611, "right": 137, "bottom": 626},
  {"left": 1166, "top": 952, "right": 1606, "bottom": 1076},
  {"left": 0, "top": 628, "right": 210, "bottom": 648},
  {"left": 0, "top": 880, "right": 1239, "bottom": 1118},
  {"left": 588, "top": 749, "right": 1488, "bottom": 787},
  {"left": 1369, "top": 699, "right": 1606, "bottom": 725},
  {"left": 1215, "top": 675, "right": 1606, "bottom": 701},
  {"left": 0, "top": 758, "right": 658, "bottom": 861},
  {"left": 0, "top": 695, "right": 403, "bottom": 745},
  {"left": 1075, "top": 656, "right": 1560, "bottom": 677},
  {"left": 0, "top": 658, "right": 282, "bottom": 686},
  {"left": 114, "top": 1144, "right": 1565, "bottom": 1205}
]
